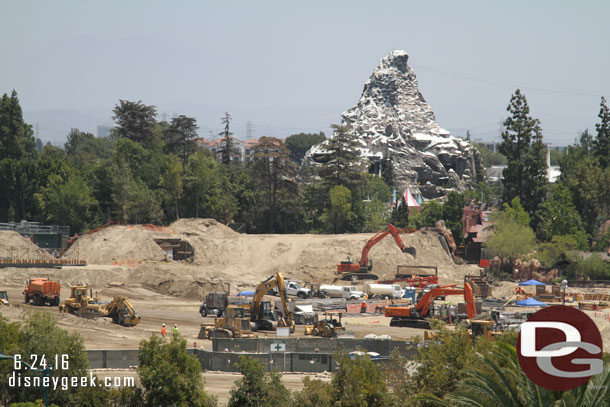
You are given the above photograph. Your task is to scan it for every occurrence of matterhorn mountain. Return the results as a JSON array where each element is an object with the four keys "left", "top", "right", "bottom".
[{"left": 302, "top": 50, "right": 484, "bottom": 199}]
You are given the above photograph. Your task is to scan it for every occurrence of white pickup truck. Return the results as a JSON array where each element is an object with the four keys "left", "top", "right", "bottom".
[
  {"left": 320, "top": 285, "right": 365, "bottom": 300},
  {"left": 272, "top": 280, "right": 311, "bottom": 298}
]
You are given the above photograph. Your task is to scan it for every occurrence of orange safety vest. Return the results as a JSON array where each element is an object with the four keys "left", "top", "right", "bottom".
[{"left": 161, "top": 327, "right": 167, "bottom": 335}]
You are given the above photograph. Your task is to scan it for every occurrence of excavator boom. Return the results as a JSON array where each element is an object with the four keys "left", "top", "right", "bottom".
[
  {"left": 251, "top": 272, "right": 294, "bottom": 331},
  {"left": 337, "top": 224, "right": 417, "bottom": 281},
  {"left": 386, "top": 283, "right": 476, "bottom": 328}
]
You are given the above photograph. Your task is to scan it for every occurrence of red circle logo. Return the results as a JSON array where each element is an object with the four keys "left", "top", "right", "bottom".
[{"left": 516, "top": 305, "right": 603, "bottom": 391}]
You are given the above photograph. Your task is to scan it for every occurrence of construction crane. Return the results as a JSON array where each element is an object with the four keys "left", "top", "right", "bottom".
[
  {"left": 337, "top": 224, "right": 417, "bottom": 281},
  {"left": 385, "top": 282, "right": 477, "bottom": 328},
  {"left": 251, "top": 272, "right": 295, "bottom": 332}
]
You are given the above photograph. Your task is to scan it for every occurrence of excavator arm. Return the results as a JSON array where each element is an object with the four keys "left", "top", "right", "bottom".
[
  {"left": 385, "top": 283, "right": 477, "bottom": 320},
  {"left": 251, "top": 272, "right": 294, "bottom": 327},
  {"left": 358, "top": 224, "right": 417, "bottom": 269},
  {"left": 107, "top": 296, "right": 140, "bottom": 327}
]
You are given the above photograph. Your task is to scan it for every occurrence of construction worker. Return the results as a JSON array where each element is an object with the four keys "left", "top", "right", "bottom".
[
  {"left": 161, "top": 323, "right": 167, "bottom": 338},
  {"left": 360, "top": 300, "right": 367, "bottom": 314},
  {"left": 172, "top": 324, "right": 179, "bottom": 335}
]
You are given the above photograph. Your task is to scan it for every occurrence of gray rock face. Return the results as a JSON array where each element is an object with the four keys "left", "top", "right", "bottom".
[{"left": 302, "top": 50, "right": 484, "bottom": 199}]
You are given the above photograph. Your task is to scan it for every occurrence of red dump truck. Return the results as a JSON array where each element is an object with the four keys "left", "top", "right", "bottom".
[{"left": 24, "top": 278, "right": 61, "bottom": 306}]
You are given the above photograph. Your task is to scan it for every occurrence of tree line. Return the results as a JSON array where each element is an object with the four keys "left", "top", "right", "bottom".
[
  {"left": 0, "top": 91, "right": 470, "bottom": 238},
  {"left": 483, "top": 89, "right": 610, "bottom": 279}
]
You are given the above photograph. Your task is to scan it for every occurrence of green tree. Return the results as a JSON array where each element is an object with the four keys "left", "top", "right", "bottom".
[
  {"left": 0, "top": 90, "right": 38, "bottom": 222},
  {"left": 184, "top": 151, "right": 234, "bottom": 220},
  {"left": 228, "top": 356, "right": 290, "bottom": 407},
  {"left": 535, "top": 183, "right": 588, "bottom": 247},
  {"left": 15, "top": 313, "right": 90, "bottom": 406},
  {"left": 594, "top": 96, "right": 610, "bottom": 168},
  {"left": 249, "top": 137, "right": 301, "bottom": 233},
  {"left": 409, "top": 200, "right": 443, "bottom": 229},
  {"left": 34, "top": 173, "right": 97, "bottom": 234},
  {"left": 317, "top": 124, "right": 365, "bottom": 189},
  {"left": 473, "top": 142, "right": 507, "bottom": 167},
  {"left": 292, "top": 377, "right": 333, "bottom": 407},
  {"left": 112, "top": 100, "right": 158, "bottom": 147},
  {"left": 498, "top": 89, "right": 548, "bottom": 223},
  {"left": 284, "top": 132, "right": 326, "bottom": 163},
  {"left": 325, "top": 185, "right": 352, "bottom": 233},
  {"left": 381, "top": 156, "right": 394, "bottom": 189},
  {"left": 417, "top": 342, "right": 610, "bottom": 407},
  {"left": 0, "top": 314, "right": 21, "bottom": 406},
  {"left": 218, "top": 112, "right": 238, "bottom": 165},
  {"left": 443, "top": 191, "right": 465, "bottom": 245},
  {"left": 163, "top": 115, "right": 198, "bottom": 166},
  {"left": 486, "top": 198, "right": 536, "bottom": 260},
  {"left": 363, "top": 199, "right": 388, "bottom": 232},
  {"left": 331, "top": 352, "right": 389, "bottom": 407},
  {"left": 137, "top": 334, "right": 216, "bottom": 407},
  {"left": 390, "top": 197, "right": 410, "bottom": 228},
  {"left": 160, "top": 155, "right": 183, "bottom": 220}
]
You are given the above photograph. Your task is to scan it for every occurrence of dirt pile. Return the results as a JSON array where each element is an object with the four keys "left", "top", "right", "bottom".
[
  {"left": 0, "top": 231, "right": 52, "bottom": 260},
  {"left": 62, "top": 219, "right": 236, "bottom": 265},
  {"left": 60, "top": 218, "right": 477, "bottom": 298}
]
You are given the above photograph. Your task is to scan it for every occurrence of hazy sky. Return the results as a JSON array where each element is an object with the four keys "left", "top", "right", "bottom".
[{"left": 1, "top": 1, "right": 609, "bottom": 145}]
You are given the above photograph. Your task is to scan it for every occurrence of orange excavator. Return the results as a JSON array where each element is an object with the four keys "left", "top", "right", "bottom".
[
  {"left": 385, "top": 282, "right": 477, "bottom": 329},
  {"left": 337, "top": 224, "right": 417, "bottom": 281}
]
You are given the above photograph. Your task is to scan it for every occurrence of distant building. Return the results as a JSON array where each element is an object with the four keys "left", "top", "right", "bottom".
[
  {"left": 197, "top": 137, "right": 281, "bottom": 163},
  {"left": 97, "top": 124, "right": 114, "bottom": 138}
]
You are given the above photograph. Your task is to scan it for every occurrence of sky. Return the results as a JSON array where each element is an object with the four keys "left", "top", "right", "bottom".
[{"left": 1, "top": 1, "right": 609, "bottom": 145}]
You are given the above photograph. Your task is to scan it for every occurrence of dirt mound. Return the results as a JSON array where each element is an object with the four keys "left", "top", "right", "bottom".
[
  {"left": 170, "top": 218, "right": 236, "bottom": 238},
  {"left": 0, "top": 231, "right": 52, "bottom": 260},
  {"left": 63, "top": 219, "right": 236, "bottom": 265},
  {"left": 63, "top": 225, "right": 168, "bottom": 264}
]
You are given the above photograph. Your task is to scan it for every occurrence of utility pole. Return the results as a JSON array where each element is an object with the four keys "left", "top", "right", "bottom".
[{"left": 246, "top": 120, "right": 253, "bottom": 139}]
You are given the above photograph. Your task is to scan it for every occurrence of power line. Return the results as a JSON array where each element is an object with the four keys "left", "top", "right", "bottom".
[{"left": 411, "top": 64, "right": 607, "bottom": 98}]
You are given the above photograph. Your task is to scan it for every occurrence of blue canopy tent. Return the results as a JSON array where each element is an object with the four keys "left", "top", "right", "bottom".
[
  {"left": 237, "top": 291, "right": 255, "bottom": 297},
  {"left": 519, "top": 279, "right": 545, "bottom": 286},
  {"left": 515, "top": 297, "right": 547, "bottom": 307}
]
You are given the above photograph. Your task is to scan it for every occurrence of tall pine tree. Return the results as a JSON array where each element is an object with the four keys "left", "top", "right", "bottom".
[
  {"left": 218, "top": 112, "right": 238, "bottom": 165},
  {"left": 317, "top": 124, "right": 365, "bottom": 189},
  {"left": 498, "top": 89, "right": 547, "bottom": 225},
  {"left": 594, "top": 96, "right": 610, "bottom": 168}
]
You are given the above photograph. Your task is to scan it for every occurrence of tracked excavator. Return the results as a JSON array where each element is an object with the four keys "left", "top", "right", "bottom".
[
  {"left": 385, "top": 282, "right": 477, "bottom": 329},
  {"left": 251, "top": 272, "right": 295, "bottom": 332},
  {"left": 337, "top": 224, "right": 417, "bottom": 281}
]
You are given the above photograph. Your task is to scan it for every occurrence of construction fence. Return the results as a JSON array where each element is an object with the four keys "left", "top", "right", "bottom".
[{"left": 87, "top": 338, "right": 417, "bottom": 373}]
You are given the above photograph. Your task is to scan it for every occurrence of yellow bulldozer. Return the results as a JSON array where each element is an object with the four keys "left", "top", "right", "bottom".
[
  {"left": 59, "top": 286, "right": 140, "bottom": 327},
  {"left": 198, "top": 304, "right": 254, "bottom": 339}
]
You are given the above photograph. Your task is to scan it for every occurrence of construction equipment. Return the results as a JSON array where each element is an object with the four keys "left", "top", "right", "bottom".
[
  {"left": 379, "top": 265, "right": 439, "bottom": 288},
  {"left": 106, "top": 296, "right": 140, "bottom": 326},
  {"left": 337, "top": 224, "right": 417, "bottom": 281},
  {"left": 304, "top": 311, "right": 354, "bottom": 338},
  {"left": 24, "top": 278, "right": 61, "bottom": 306},
  {"left": 198, "top": 304, "right": 255, "bottom": 339},
  {"left": 59, "top": 286, "right": 107, "bottom": 318},
  {"left": 0, "top": 291, "right": 8, "bottom": 305},
  {"left": 251, "top": 272, "right": 295, "bottom": 332},
  {"left": 59, "top": 286, "right": 139, "bottom": 327},
  {"left": 200, "top": 292, "right": 229, "bottom": 317},
  {"left": 385, "top": 283, "right": 477, "bottom": 329}
]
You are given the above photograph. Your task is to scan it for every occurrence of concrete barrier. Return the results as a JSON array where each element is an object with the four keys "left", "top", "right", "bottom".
[{"left": 87, "top": 338, "right": 416, "bottom": 372}]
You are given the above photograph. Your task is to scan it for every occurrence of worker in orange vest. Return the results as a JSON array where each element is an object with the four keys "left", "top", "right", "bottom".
[
  {"left": 360, "top": 300, "right": 367, "bottom": 313},
  {"left": 161, "top": 323, "right": 167, "bottom": 338}
]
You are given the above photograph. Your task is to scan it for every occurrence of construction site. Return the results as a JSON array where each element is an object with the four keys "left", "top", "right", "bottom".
[{"left": 2, "top": 218, "right": 610, "bottom": 404}]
